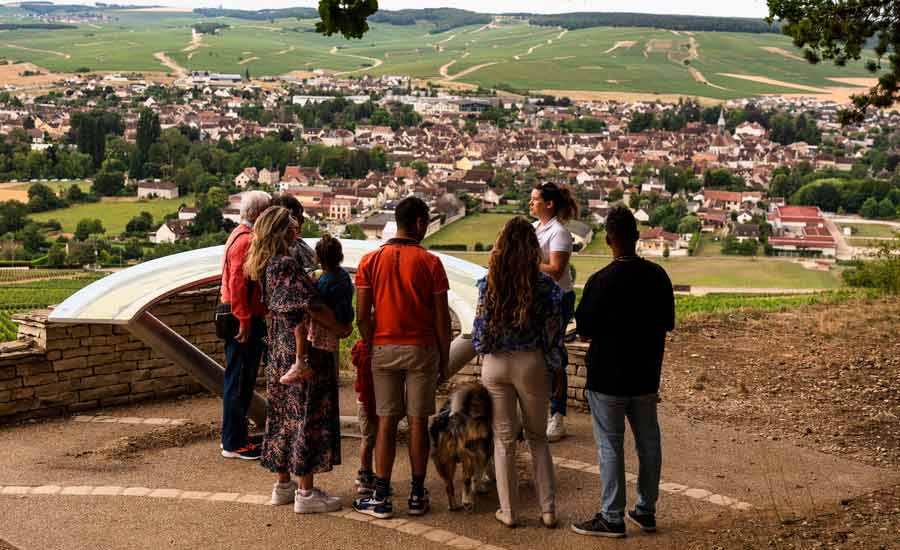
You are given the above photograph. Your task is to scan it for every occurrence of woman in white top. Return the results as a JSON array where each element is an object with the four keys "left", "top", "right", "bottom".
[{"left": 530, "top": 182, "right": 580, "bottom": 442}]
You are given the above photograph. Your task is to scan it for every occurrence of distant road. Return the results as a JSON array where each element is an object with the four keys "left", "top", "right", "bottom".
[
  {"left": 573, "top": 284, "right": 830, "bottom": 296},
  {"left": 826, "top": 214, "right": 900, "bottom": 230}
]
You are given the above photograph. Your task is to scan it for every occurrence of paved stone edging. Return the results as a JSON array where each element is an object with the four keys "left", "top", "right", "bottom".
[
  {"left": 551, "top": 456, "right": 753, "bottom": 511},
  {"left": 64, "top": 415, "right": 753, "bottom": 511},
  {"left": 0, "top": 484, "right": 504, "bottom": 550},
  {"left": 73, "top": 415, "right": 189, "bottom": 426}
]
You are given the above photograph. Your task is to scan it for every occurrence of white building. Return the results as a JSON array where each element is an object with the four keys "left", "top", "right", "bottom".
[{"left": 137, "top": 181, "right": 179, "bottom": 200}]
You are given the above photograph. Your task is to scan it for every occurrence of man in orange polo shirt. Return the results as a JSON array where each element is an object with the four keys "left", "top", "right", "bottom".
[{"left": 352, "top": 196, "right": 451, "bottom": 519}]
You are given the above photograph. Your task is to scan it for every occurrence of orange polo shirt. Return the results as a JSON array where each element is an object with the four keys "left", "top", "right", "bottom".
[{"left": 355, "top": 239, "right": 449, "bottom": 346}]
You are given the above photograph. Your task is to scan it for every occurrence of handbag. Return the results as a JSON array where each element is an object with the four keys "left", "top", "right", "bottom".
[
  {"left": 216, "top": 230, "right": 253, "bottom": 340},
  {"left": 215, "top": 302, "right": 241, "bottom": 340}
]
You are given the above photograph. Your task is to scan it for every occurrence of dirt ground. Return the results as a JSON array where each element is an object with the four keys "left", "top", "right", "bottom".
[
  {"left": 0, "top": 63, "right": 63, "bottom": 88},
  {"left": 664, "top": 298, "right": 900, "bottom": 469},
  {"left": 659, "top": 297, "right": 900, "bottom": 549},
  {"left": 2, "top": 298, "right": 899, "bottom": 549}
]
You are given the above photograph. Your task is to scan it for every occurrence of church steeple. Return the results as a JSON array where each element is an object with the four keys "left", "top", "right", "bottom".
[{"left": 717, "top": 107, "right": 726, "bottom": 132}]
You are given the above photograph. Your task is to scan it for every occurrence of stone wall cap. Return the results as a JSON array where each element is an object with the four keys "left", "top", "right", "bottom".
[
  {"left": 0, "top": 338, "right": 42, "bottom": 357},
  {"left": 11, "top": 310, "right": 53, "bottom": 324}
]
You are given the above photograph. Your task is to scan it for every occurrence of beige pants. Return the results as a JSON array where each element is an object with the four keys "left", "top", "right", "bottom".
[{"left": 481, "top": 349, "right": 556, "bottom": 520}]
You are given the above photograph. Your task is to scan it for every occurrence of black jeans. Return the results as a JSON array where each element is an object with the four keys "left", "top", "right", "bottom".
[{"left": 221, "top": 317, "right": 266, "bottom": 451}]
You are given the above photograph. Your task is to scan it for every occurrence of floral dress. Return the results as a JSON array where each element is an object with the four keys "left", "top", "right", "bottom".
[{"left": 260, "top": 255, "right": 341, "bottom": 476}]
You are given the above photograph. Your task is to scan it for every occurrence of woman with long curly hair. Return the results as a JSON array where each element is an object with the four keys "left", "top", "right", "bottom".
[
  {"left": 244, "top": 206, "right": 352, "bottom": 514},
  {"left": 472, "top": 216, "right": 566, "bottom": 529}
]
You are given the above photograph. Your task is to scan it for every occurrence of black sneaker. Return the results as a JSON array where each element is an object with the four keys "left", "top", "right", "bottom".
[
  {"left": 221, "top": 443, "right": 261, "bottom": 460},
  {"left": 407, "top": 489, "right": 430, "bottom": 516},
  {"left": 627, "top": 509, "right": 657, "bottom": 532},
  {"left": 571, "top": 514, "right": 626, "bottom": 538}
]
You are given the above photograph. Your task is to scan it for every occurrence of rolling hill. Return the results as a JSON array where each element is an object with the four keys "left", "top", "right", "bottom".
[{"left": 0, "top": 6, "right": 880, "bottom": 101}]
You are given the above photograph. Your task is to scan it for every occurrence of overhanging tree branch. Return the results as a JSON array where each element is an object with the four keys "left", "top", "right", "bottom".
[
  {"left": 767, "top": 0, "right": 900, "bottom": 124},
  {"left": 315, "top": 0, "right": 380, "bottom": 39}
]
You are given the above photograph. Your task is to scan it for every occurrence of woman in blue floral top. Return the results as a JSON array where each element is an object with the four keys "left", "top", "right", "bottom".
[{"left": 472, "top": 216, "right": 565, "bottom": 529}]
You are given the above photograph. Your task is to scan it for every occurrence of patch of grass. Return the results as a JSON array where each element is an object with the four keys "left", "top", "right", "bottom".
[
  {"left": 0, "top": 310, "right": 18, "bottom": 340},
  {"left": 673, "top": 289, "right": 876, "bottom": 322},
  {"left": 841, "top": 223, "right": 899, "bottom": 239},
  {"left": 448, "top": 253, "right": 845, "bottom": 289},
  {"left": 579, "top": 230, "right": 610, "bottom": 254},
  {"left": 423, "top": 212, "right": 518, "bottom": 250},
  {"left": 31, "top": 195, "right": 194, "bottom": 235},
  {"left": 694, "top": 233, "right": 724, "bottom": 257},
  {"left": 9, "top": 180, "right": 92, "bottom": 193}
]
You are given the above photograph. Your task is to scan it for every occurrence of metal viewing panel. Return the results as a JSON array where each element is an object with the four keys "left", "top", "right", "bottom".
[{"left": 48, "top": 239, "right": 486, "bottom": 335}]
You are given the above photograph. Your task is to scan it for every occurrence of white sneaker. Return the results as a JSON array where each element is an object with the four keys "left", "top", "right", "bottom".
[
  {"left": 547, "top": 413, "right": 567, "bottom": 442},
  {"left": 271, "top": 480, "right": 298, "bottom": 505},
  {"left": 294, "top": 488, "right": 342, "bottom": 514}
]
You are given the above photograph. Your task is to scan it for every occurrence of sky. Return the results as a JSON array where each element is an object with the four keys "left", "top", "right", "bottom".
[{"left": 45, "top": 1, "right": 773, "bottom": 19}]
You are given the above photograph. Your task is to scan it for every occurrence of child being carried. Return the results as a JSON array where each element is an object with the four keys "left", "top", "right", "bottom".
[{"left": 280, "top": 234, "right": 355, "bottom": 384}]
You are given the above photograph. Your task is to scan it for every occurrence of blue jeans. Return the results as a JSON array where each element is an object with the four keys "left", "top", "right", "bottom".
[
  {"left": 221, "top": 317, "right": 266, "bottom": 451},
  {"left": 586, "top": 390, "right": 662, "bottom": 524},
  {"left": 550, "top": 290, "right": 576, "bottom": 416}
]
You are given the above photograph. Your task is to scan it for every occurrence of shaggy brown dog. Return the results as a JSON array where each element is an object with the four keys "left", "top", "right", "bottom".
[{"left": 430, "top": 382, "right": 493, "bottom": 511}]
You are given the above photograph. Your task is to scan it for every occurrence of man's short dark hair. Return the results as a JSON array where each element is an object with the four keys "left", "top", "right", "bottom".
[
  {"left": 605, "top": 206, "right": 640, "bottom": 243},
  {"left": 271, "top": 193, "right": 304, "bottom": 224},
  {"left": 395, "top": 196, "right": 430, "bottom": 232}
]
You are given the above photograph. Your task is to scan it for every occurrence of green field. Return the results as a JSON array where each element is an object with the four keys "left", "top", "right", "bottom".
[
  {"left": 9, "top": 180, "right": 93, "bottom": 193},
  {"left": 423, "top": 212, "right": 518, "bottom": 249},
  {"left": 0, "top": 274, "right": 104, "bottom": 341},
  {"left": 0, "top": 9, "right": 880, "bottom": 99},
  {"left": 449, "top": 252, "right": 845, "bottom": 289},
  {"left": 840, "top": 223, "right": 900, "bottom": 239},
  {"left": 694, "top": 233, "right": 724, "bottom": 257},
  {"left": 673, "top": 289, "right": 874, "bottom": 322},
  {"left": 0, "top": 268, "right": 93, "bottom": 283},
  {"left": 580, "top": 231, "right": 610, "bottom": 254},
  {"left": 31, "top": 195, "right": 194, "bottom": 235}
]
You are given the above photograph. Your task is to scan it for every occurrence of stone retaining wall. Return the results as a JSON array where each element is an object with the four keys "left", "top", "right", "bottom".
[
  {"left": 0, "top": 285, "right": 589, "bottom": 424},
  {"left": 0, "top": 288, "right": 220, "bottom": 423}
]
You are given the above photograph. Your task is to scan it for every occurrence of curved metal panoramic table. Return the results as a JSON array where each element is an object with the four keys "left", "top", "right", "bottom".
[{"left": 48, "top": 239, "right": 485, "bottom": 426}]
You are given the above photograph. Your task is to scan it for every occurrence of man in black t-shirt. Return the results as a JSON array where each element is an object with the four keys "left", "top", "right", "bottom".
[{"left": 570, "top": 206, "right": 675, "bottom": 538}]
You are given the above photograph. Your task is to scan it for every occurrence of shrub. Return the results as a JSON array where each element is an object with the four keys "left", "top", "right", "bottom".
[
  {"left": 843, "top": 242, "right": 900, "bottom": 293},
  {"left": 428, "top": 244, "right": 467, "bottom": 251}
]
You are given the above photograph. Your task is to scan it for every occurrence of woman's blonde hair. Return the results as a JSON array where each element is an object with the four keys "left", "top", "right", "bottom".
[
  {"left": 480, "top": 217, "right": 542, "bottom": 331},
  {"left": 243, "top": 206, "right": 298, "bottom": 281}
]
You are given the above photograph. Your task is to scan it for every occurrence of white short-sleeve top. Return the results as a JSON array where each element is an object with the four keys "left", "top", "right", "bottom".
[{"left": 533, "top": 217, "right": 573, "bottom": 293}]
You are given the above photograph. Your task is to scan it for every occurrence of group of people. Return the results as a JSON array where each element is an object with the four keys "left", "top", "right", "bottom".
[{"left": 218, "top": 182, "right": 675, "bottom": 538}]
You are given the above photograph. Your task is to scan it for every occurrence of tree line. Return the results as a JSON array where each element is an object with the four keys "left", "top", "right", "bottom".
[
  {"left": 773, "top": 163, "right": 900, "bottom": 219},
  {"left": 529, "top": 12, "right": 779, "bottom": 33},
  {"left": 194, "top": 7, "right": 319, "bottom": 20},
  {"left": 369, "top": 8, "right": 491, "bottom": 33},
  {"left": 626, "top": 100, "right": 822, "bottom": 146}
]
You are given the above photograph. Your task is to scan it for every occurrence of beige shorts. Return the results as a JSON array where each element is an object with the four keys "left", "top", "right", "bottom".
[
  {"left": 372, "top": 344, "right": 439, "bottom": 418},
  {"left": 357, "top": 401, "right": 377, "bottom": 448}
]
